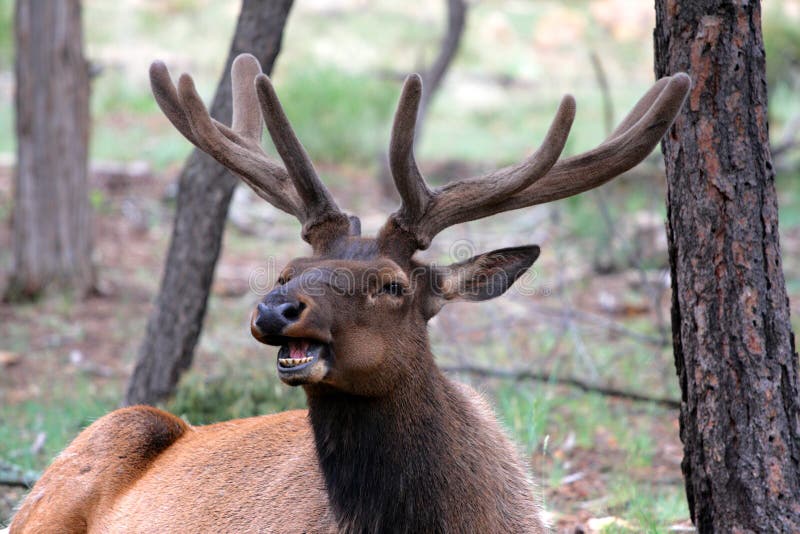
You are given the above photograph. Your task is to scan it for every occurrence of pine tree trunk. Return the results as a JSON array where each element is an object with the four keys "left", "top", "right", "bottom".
[
  {"left": 654, "top": 1, "right": 800, "bottom": 531},
  {"left": 124, "top": 0, "right": 294, "bottom": 406},
  {"left": 8, "top": 0, "right": 92, "bottom": 299}
]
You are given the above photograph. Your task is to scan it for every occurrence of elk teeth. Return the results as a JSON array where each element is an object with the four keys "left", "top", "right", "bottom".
[{"left": 279, "top": 356, "right": 313, "bottom": 368}]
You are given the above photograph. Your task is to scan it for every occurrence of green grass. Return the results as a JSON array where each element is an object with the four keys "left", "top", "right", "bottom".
[
  {"left": 0, "top": 376, "right": 117, "bottom": 472},
  {"left": 493, "top": 382, "right": 688, "bottom": 531},
  {"left": 603, "top": 479, "right": 688, "bottom": 534},
  {"left": 496, "top": 383, "right": 554, "bottom": 455}
]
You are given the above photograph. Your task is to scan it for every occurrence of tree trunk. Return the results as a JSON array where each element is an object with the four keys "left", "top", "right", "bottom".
[
  {"left": 654, "top": 1, "right": 800, "bottom": 532},
  {"left": 124, "top": 0, "right": 294, "bottom": 407},
  {"left": 8, "top": 0, "right": 92, "bottom": 300},
  {"left": 377, "top": 0, "right": 467, "bottom": 199},
  {"left": 415, "top": 0, "right": 467, "bottom": 138}
]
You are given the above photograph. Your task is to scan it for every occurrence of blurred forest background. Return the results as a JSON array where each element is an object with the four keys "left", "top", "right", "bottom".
[{"left": 1, "top": 0, "right": 799, "bottom": 531}]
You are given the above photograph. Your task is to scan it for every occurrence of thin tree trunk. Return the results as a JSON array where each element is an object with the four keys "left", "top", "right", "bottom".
[
  {"left": 378, "top": 0, "right": 467, "bottom": 199},
  {"left": 415, "top": 0, "right": 467, "bottom": 139},
  {"left": 8, "top": 0, "right": 92, "bottom": 300},
  {"left": 654, "top": 1, "right": 800, "bottom": 531},
  {"left": 124, "top": 0, "right": 294, "bottom": 407}
]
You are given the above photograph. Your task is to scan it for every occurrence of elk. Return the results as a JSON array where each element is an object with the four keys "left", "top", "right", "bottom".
[{"left": 10, "top": 54, "right": 689, "bottom": 533}]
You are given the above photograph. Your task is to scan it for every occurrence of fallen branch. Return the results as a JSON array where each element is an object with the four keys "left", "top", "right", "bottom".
[{"left": 442, "top": 364, "right": 681, "bottom": 409}]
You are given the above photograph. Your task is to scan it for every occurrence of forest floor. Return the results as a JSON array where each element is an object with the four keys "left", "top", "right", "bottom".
[{"left": 1, "top": 158, "right": 798, "bottom": 532}]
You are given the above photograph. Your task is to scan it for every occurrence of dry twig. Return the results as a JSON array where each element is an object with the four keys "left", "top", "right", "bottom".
[{"left": 442, "top": 364, "right": 680, "bottom": 409}]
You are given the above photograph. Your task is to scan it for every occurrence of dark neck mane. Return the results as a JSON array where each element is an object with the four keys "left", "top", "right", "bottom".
[{"left": 306, "top": 361, "right": 537, "bottom": 533}]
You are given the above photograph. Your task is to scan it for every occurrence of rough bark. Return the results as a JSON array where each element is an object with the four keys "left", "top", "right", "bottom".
[
  {"left": 8, "top": 0, "right": 92, "bottom": 299},
  {"left": 654, "top": 1, "right": 800, "bottom": 532},
  {"left": 124, "top": 0, "right": 294, "bottom": 406},
  {"left": 378, "top": 0, "right": 467, "bottom": 199}
]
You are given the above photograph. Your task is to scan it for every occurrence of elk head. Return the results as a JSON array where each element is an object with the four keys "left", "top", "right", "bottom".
[{"left": 150, "top": 54, "right": 689, "bottom": 397}]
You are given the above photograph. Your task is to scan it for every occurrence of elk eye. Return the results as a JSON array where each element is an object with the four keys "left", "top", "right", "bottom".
[{"left": 380, "top": 281, "right": 404, "bottom": 297}]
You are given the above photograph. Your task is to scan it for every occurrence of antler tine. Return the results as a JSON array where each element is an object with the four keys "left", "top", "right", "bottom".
[
  {"left": 387, "top": 78, "right": 575, "bottom": 248},
  {"left": 389, "top": 74, "right": 434, "bottom": 221},
  {"left": 506, "top": 73, "right": 691, "bottom": 207},
  {"left": 384, "top": 73, "right": 690, "bottom": 248},
  {"left": 423, "top": 95, "right": 576, "bottom": 233},
  {"left": 150, "top": 60, "right": 200, "bottom": 145},
  {"left": 230, "top": 54, "right": 264, "bottom": 141},
  {"left": 175, "top": 72, "right": 302, "bottom": 217},
  {"left": 608, "top": 76, "right": 672, "bottom": 140},
  {"left": 150, "top": 56, "right": 303, "bottom": 217},
  {"left": 150, "top": 59, "right": 258, "bottom": 161},
  {"left": 255, "top": 75, "right": 347, "bottom": 230}
]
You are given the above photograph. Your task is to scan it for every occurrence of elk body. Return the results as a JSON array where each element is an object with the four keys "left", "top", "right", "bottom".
[{"left": 10, "top": 55, "right": 689, "bottom": 533}]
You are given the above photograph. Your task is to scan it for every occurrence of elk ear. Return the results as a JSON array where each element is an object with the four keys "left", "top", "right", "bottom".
[{"left": 427, "top": 245, "right": 540, "bottom": 316}]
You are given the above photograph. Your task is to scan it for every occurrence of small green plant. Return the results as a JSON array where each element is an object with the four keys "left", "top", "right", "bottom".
[
  {"left": 604, "top": 477, "right": 689, "bottom": 534},
  {"left": 495, "top": 383, "right": 552, "bottom": 454},
  {"left": 89, "top": 188, "right": 108, "bottom": 213}
]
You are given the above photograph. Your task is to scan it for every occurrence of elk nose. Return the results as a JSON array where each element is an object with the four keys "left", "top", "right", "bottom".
[{"left": 252, "top": 298, "right": 306, "bottom": 336}]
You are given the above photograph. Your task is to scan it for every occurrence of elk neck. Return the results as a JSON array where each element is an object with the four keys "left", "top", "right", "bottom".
[{"left": 305, "top": 345, "right": 525, "bottom": 532}]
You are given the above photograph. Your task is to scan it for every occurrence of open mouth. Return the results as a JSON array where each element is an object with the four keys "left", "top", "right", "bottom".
[
  {"left": 277, "top": 339, "right": 324, "bottom": 370},
  {"left": 274, "top": 338, "right": 331, "bottom": 384}
]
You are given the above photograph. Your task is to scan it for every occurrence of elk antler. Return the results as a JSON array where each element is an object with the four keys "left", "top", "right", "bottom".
[
  {"left": 385, "top": 73, "right": 691, "bottom": 249},
  {"left": 149, "top": 54, "right": 350, "bottom": 245}
]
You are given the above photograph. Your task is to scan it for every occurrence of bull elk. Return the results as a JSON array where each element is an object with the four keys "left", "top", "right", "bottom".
[{"left": 9, "top": 54, "right": 689, "bottom": 533}]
